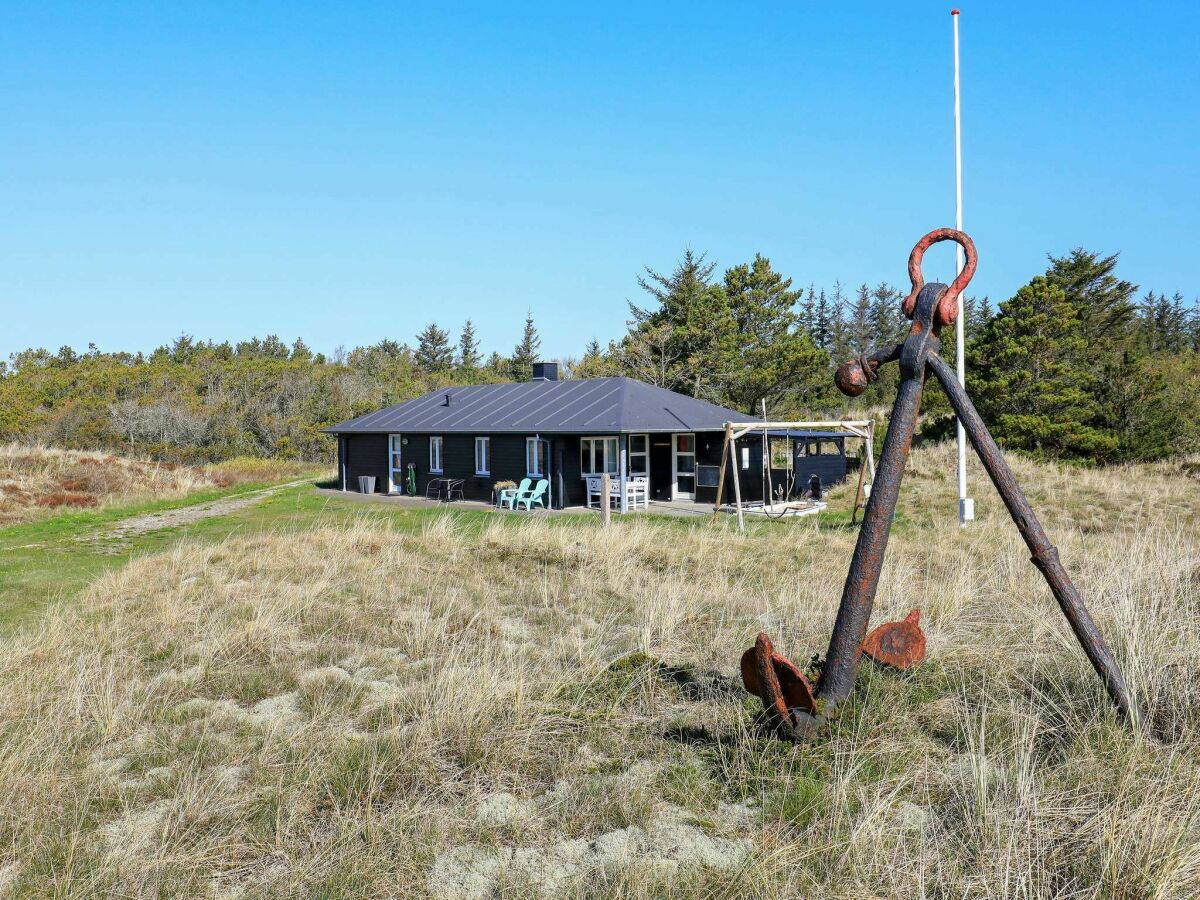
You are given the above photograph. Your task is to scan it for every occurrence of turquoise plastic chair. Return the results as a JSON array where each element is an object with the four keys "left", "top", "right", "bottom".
[
  {"left": 498, "top": 478, "right": 531, "bottom": 509},
  {"left": 516, "top": 479, "right": 549, "bottom": 511}
]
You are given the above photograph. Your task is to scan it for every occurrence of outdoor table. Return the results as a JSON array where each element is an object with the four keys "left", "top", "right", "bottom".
[
  {"left": 425, "top": 476, "right": 463, "bottom": 501},
  {"left": 441, "top": 478, "right": 465, "bottom": 502}
]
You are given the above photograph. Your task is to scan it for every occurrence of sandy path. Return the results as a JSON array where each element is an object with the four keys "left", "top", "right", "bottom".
[{"left": 73, "top": 480, "right": 310, "bottom": 552}]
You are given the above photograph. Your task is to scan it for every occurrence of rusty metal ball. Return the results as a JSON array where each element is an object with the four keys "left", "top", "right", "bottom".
[{"left": 835, "top": 359, "right": 870, "bottom": 397}]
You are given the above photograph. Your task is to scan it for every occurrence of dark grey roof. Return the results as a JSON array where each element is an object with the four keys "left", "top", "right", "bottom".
[{"left": 324, "top": 377, "right": 749, "bottom": 434}]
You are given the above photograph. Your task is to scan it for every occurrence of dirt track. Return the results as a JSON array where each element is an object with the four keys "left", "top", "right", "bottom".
[{"left": 75, "top": 480, "right": 309, "bottom": 552}]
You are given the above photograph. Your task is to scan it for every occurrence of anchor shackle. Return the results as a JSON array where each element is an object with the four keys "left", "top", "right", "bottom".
[{"left": 900, "top": 227, "right": 977, "bottom": 328}]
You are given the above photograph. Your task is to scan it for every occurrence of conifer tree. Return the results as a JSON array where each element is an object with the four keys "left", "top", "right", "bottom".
[
  {"left": 415, "top": 322, "right": 453, "bottom": 373},
  {"left": 720, "top": 254, "right": 830, "bottom": 413},
  {"left": 848, "top": 285, "right": 874, "bottom": 355},
  {"left": 868, "top": 283, "right": 904, "bottom": 346},
  {"left": 797, "top": 287, "right": 818, "bottom": 340},
  {"left": 827, "top": 282, "right": 852, "bottom": 363},
  {"left": 509, "top": 312, "right": 541, "bottom": 381},
  {"left": 813, "top": 290, "right": 833, "bottom": 351},
  {"left": 572, "top": 338, "right": 611, "bottom": 379},
  {"left": 971, "top": 276, "right": 1116, "bottom": 460},
  {"left": 1046, "top": 249, "right": 1138, "bottom": 347},
  {"left": 622, "top": 249, "right": 735, "bottom": 400},
  {"left": 457, "top": 319, "right": 482, "bottom": 371}
]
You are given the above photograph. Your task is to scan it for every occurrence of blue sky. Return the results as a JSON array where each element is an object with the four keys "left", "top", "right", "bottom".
[{"left": 3, "top": 1, "right": 1197, "bottom": 361}]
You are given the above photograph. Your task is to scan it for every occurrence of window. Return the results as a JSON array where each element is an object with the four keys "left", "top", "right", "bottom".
[
  {"left": 474, "top": 437, "right": 490, "bottom": 475},
  {"left": 770, "top": 438, "right": 793, "bottom": 470},
  {"left": 580, "top": 436, "right": 618, "bottom": 476},
  {"left": 628, "top": 434, "right": 648, "bottom": 475},
  {"left": 388, "top": 435, "right": 403, "bottom": 493},
  {"left": 429, "top": 436, "right": 443, "bottom": 473},
  {"left": 526, "top": 437, "right": 547, "bottom": 477},
  {"left": 673, "top": 433, "right": 696, "bottom": 499},
  {"left": 675, "top": 433, "right": 696, "bottom": 472}
]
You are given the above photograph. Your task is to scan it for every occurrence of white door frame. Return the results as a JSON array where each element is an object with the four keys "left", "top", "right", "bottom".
[
  {"left": 388, "top": 434, "right": 403, "bottom": 493},
  {"left": 671, "top": 432, "right": 696, "bottom": 500}
]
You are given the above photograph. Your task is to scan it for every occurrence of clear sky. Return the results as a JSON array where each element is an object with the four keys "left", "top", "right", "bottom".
[{"left": 3, "top": 1, "right": 1197, "bottom": 362}]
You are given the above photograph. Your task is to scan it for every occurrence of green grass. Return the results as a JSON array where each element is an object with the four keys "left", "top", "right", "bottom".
[
  {"left": 0, "top": 477, "right": 848, "bottom": 635},
  {"left": 0, "top": 478, "right": 344, "bottom": 632}
]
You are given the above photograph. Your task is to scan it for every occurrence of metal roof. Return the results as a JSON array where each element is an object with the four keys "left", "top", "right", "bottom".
[{"left": 324, "top": 377, "right": 751, "bottom": 434}]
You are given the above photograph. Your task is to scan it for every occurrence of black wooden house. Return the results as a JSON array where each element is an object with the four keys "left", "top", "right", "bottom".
[{"left": 325, "top": 363, "right": 847, "bottom": 509}]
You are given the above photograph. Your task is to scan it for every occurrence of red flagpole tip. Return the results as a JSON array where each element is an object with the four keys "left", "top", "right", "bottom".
[{"left": 951, "top": 8, "right": 960, "bottom": 14}]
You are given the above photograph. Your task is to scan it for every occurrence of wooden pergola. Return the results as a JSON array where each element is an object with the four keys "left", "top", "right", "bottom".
[{"left": 713, "top": 420, "right": 876, "bottom": 532}]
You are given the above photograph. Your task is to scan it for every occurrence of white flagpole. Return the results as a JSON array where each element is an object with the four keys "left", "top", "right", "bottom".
[{"left": 953, "top": 8, "right": 974, "bottom": 525}]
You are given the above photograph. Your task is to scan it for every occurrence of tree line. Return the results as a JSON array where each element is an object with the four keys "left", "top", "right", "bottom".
[{"left": 1, "top": 249, "right": 1196, "bottom": 464}]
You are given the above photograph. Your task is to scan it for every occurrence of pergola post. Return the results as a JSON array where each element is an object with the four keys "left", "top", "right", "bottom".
[{"left": 714, "top": 423, "right": 732, "bottom": 519}]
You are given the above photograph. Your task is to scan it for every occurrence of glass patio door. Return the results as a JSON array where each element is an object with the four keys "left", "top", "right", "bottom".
[
  {"left": 388, "top": 434, "right": 403, "bottom": 493},
  {"left": 672, "top": 433, "right": 696, "bottom": 499}
]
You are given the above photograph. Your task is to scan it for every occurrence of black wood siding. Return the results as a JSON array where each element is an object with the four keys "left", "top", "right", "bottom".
[
  {"left": 558, "top": 436, "right": 584, "bottom": 506},
  {"left": 342, "top": 433, "right": 389, "bottom": 493},
  {"left": 336, "top": 429, "right": 833, "bottom": 507},
  {"left": 694, "top": 431, "right": 765, "bottom": 504},
  {"left": 793, "top": 438, "right": 848, "bottom": 492},
  {"left": 340, "top": 432, "right": 556, "bottom": 503}
]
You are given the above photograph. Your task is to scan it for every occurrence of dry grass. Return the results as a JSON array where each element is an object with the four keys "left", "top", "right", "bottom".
[
  {"left": 0, "top": 445, "right": 318, "bottom": 525},
  {"left": 0, "top": 444, "right": 1198, "bottom": 896}
]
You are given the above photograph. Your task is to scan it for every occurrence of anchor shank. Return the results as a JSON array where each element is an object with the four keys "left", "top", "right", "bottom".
[
  {"left": 925, "top": 351, "right": 1141, "bottom": 726},
  {"left": 817, "top": 287, "right": 943, "bottom": 711}
]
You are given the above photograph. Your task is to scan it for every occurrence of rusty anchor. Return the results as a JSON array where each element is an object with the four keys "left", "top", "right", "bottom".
[
  {"left": 741, "top": 228, "right": 1141, "bottom": 737},
  {"left": 861, "top": 609, "right": 926, "bottom": 670}
]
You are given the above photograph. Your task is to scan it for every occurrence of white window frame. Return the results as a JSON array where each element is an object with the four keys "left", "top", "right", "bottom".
[
  {"left": 388, "top": 434, "right": 403, "bottom": 493},
  {"left": 580, "top": 436, "right": 619, "bottom": 477},
  {"left": 474, "top": 436, "right": 490, "bottom": 476},
  {"left": 628, "top": 433, "right": 649, "bottom": 477},
  {"left": 429, "top": 436, "right": 444, "bottom": 474},
  {"left": 526, "top": 436, "right": 546, "bottom": 477}
]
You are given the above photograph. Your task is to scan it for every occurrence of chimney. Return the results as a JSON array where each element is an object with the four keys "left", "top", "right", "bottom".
[
  {"left": 531, "top": 361, "right": 559, "bottom": 382},
  {"left": 442, "top": 392, "right": 452, "bottom": 406}
]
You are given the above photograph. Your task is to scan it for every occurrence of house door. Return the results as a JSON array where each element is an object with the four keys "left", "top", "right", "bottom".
[
  {"left": 387, "top": 434, "right": 403, "bottom": 493},
  {"left": 649, "top": 437, "right": 672, "bottom": 501},
  {"left": 672, "top": 433, "right": 696, "bottom": 500}
]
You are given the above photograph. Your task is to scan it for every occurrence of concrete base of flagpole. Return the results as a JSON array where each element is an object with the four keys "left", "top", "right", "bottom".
[{"left": 959, "top": 497, "right": 975, "bottom": 525}]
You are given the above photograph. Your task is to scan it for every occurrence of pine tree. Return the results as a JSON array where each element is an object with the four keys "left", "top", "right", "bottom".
[
  {"left": 1046, "top": 249, "right": 1138, "bottom": 347},
  {"left": 572, "top": 338, "right": 611, "bottom": 379},
  {"left": 457, "top": 319, "right": 482, "bottom": 371},
  {"left": 415, "top": 322, "right": 453, "bottom": 373},
  {"left": 720, "top": 254, "right": 830, "bottom": 413},
  {"left": 1158, "top": 292, "right": 1190, "bottom": 352},
  {"left": 868, "top": 283, "right": 904, "bottom": 347},
  {"left": 510, "top": 312, "right": 541, "bottom": 381},
  {"left": 1189, "top": 295, "right": 1200, "bottom": 351},
  {"left": 827, "top": 282, "right": 852, "bottom": 364},
  {"left": 813, "top": 290, "right": 833, "bottom": 351},
  {"left": 797, "top": 286, "right": 818, "bottom": 340},
  {"left": 621, "top": 249, "right": 735, "bottom": 399},
  {"left": 485, "top": 351, "right": 509, "bottom": 380},
  {"left": 848, "top": 285, "right": 873, "bottom": 355},
  {"left": 971, "top": 276, "right": 1117, "bottom": 460}
]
